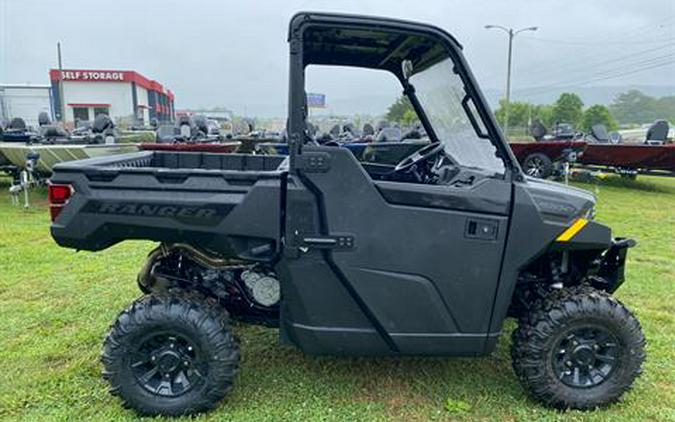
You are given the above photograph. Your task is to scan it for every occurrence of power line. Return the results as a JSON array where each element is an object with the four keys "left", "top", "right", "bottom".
[
  {"left": 515, "top": 40, "right": 675, "bottom": 82},
  {"left": 517, "top": 49, "right": 675, "bottom": 94},
  {"left": 518, "top": 57, "right": 675, "bottom": 99},
  {"left": 495, "top": 15, "right": 675, "bottom": 84}
]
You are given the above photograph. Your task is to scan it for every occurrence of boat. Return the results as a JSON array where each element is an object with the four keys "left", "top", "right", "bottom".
[
  {"left": 580, "top": 122, "right": 675, "bottom": 176},
  {"left": 0, "top": 142, "right": 139, "bottom": 174},
  {"left": 581, "top": 143, "right": 675, "bottom": 174},
  {"left": 0, "top": 114, "right": 138, "bottom": 176}
]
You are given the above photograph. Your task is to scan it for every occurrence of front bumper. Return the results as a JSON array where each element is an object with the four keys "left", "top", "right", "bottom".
[{"left": 590, "top": 237, "right": 636, "bottom": 293}]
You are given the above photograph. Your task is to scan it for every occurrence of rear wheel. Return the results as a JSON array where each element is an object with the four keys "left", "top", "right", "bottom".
[
  {"left": 523, "top": 153, "right": 553, "bottom": 178},
  {"left": 511, "top": 285, "right": 645, "bottom": 409},
  {"left": 102, "top": 290, "right": 240, "bottom": 416}
]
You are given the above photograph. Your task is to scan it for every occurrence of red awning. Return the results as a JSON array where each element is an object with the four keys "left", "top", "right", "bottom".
[{"left": 67, "top": 103, "right": 111, "bottom": 107}]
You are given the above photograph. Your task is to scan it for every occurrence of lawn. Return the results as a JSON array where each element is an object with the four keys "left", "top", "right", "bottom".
[{"left": 0, "top": 175, "right": 673, "bottom": 421}]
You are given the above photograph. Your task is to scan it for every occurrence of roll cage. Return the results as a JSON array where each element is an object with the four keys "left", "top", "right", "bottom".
[{"left": 286, "top": 12, "right": 521, "bottom": 179}]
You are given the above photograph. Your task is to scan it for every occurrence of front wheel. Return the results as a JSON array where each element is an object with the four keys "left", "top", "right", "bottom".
[
  {"left": 511, "top": 285, "right": 645, "bottom": 410},
  {"left": 101, "top": 290, "right": 240, "bottom": 416}
]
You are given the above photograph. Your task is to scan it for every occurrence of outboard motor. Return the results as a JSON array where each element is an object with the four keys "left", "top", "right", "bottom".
[
  {"left": 38, "top": 112, "right": 51, "bottom": 126},
  {"left": 530, "top": 119, "right": 547, "bottom": 142},
  {"left": 645, "top": 120, "right": 669, "bottom": 145},
  {"left": 91, "top": 114, "right": 116, "bottom": 144},
  {"left": 192, "top": 115, "right": 209, "bottom": 138},
  {"left": 37, "top": 111, "right": 69, "bottom": 143},
  {"left": 177, "top": 115, "right": 195, "bottom": 141},
  {"left": 8, "top": 117, "right": 27, "bottom": 131},
  {"left": 362, "top": 123, "right": 375, "bottom": 142}
]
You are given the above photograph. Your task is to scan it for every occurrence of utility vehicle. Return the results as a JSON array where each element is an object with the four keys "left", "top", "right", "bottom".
[{"left": 49, "top": 12, "right": 645, "bottom": 416}]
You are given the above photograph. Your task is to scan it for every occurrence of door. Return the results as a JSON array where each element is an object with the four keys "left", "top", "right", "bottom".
[
  {"left": 279, "top": 146, "right": 511, "bottom": 356},
  {"left": 278, "top": 14, "right": 518, "bottom": 356}
]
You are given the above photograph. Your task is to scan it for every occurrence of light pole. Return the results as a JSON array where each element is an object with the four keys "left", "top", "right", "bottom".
[{"left": 484, "top": 24, "right": 537, "bottom": 137}]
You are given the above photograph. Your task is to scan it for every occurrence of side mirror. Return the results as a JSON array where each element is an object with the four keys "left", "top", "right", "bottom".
[{"left": 401, "top": 59, "right": 413, "bottom": 80}]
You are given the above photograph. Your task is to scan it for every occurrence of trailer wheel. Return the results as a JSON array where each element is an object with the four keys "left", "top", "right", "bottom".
[
  {"left": 101, "top": 290, "right": 240, "bottom": 416},
  {"left": 511, "top": 285, "right": 645, "bottom": 410},
  {"left": 523, "top": 153, "right": 553, "bottom": 178}
]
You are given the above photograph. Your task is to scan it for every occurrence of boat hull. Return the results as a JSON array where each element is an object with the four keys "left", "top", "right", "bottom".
[
  {"left": 581, "top": 144, "right": 675, "bottom": 172},
  {"left": 0, "top": 143, "right": 139, "bottom": 174}
]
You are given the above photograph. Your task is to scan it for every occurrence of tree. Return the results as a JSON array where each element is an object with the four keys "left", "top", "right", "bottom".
[
  {"left": 493, "top": 101, "right": 555, "bottom": 135},
  {"left": 551, "top": 93, "right": 584, "bottom": 126},
  {"left": 610, "top": 90, "right": 659, "bottom": 125},
  {"left": 401, "top": 109, "right": 419, "bottom": 126},
  {"left": 531, "top": 104, "right": 554, "bottom": 128},
  {"left": 386, "top": 96, "right": 414, "bottom": 122},
  {"left": 580, "top": 105, "right": 618, "bottom": 132},
  {"left": 494, "top": 99, "right": 531, "bottom": 130}
]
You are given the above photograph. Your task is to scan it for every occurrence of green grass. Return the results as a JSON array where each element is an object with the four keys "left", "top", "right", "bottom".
[{"left": 0, "top": 175, "right": 673, "bottom": 421}]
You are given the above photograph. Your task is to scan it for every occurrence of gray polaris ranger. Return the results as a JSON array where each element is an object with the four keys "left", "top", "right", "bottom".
[{"left": 48, "top": 12, "right": 645, "bottom": 416}]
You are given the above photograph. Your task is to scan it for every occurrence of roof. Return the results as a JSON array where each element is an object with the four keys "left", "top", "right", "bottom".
[
  {"left": 0, "top": 83, "right": 52, "bottom": 89},
  {"left": 287, "top": 12, "right": 462, "bottom": 76}
]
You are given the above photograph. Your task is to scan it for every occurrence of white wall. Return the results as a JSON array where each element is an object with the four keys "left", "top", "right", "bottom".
[
  {"left": 63, "top": 81, "right": 133, "bottom": 123},
  {"left": 0, "top": 85, "right": 52, "bottom": 128}
]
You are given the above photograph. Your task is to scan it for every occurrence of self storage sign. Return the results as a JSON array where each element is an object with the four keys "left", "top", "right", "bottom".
[{"left": 59, "top": 70, "right": 127, "bottom": 81}]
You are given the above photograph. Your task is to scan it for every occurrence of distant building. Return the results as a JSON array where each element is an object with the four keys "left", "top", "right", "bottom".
[
  {"left": 49, "top": 69, "right": 175, "bottom": 126},
  {"left": 0, "top": 84, "right": 54, "bottom": 128}
]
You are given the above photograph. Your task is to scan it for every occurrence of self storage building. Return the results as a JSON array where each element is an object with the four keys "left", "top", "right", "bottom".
[{"left": 49, "top": 69, "right": 175, "bottom": 126}]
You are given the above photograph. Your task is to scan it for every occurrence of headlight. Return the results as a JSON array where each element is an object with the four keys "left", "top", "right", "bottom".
[{"left": 584, "top": 206, "right": 596, "bottom": 220}]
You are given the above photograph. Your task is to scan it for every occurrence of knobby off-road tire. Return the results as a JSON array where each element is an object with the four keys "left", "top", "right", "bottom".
[
  {"left": 101, "top": 290, "right": 240, "bottom": 416},
  {"left": 511, "top": 285, "right": 645, "bottom": 410}
]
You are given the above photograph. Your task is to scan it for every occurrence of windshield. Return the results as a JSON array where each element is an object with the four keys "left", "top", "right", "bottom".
[{"left": 409, "top": 58, "right": 505, "bottom": 173}]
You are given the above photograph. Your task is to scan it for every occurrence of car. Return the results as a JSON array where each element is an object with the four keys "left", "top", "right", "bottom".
[{"left": 48, "top": 12, "right": 645, "bottom": 416}]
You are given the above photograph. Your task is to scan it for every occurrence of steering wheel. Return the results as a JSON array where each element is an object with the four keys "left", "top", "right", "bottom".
[{"left": 393, "top": 142, "right": 445, "bottom": 173}]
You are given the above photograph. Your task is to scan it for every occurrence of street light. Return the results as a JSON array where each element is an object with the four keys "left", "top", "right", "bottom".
[{"left": 485, "top": 24, "right": 538, "bottom": 137}]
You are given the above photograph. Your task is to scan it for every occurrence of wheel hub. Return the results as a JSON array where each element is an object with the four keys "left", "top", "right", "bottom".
[
  {"left": 571, "top": 345, "right": 595, "bottom": 366},
  {"left": 552, "top": 325, "right": 620, "bottom": 388},
  {"left": 526, "top": 158, "right": 543, "bottom": 177},
  {"left": 156, "top": 350, "right": 182, "bottom": 374},
  {"left": 131, "top": 333, "right": 204, "bottom": 397}
]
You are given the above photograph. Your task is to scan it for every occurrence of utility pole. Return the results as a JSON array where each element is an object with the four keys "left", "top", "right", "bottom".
[
  {"left": 57, "top": 42, "right": 65, "bottom": 123},
  {"left": 484, "top": 24, "right": 538, "bottom": 138}
]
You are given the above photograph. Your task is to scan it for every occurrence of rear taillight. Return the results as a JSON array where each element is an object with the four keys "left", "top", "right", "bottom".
[{"left": 48, "top": 183, "right": 73, "bottom": 221}]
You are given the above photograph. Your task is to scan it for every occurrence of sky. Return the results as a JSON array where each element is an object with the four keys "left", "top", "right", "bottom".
[{"left": 1, "top": 0, "right": 674, "bottom": 117}]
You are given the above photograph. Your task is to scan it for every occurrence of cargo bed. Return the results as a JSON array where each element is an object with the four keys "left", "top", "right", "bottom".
[{"left": 50, "top": 151, "right": 287, "bottom": 259}]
